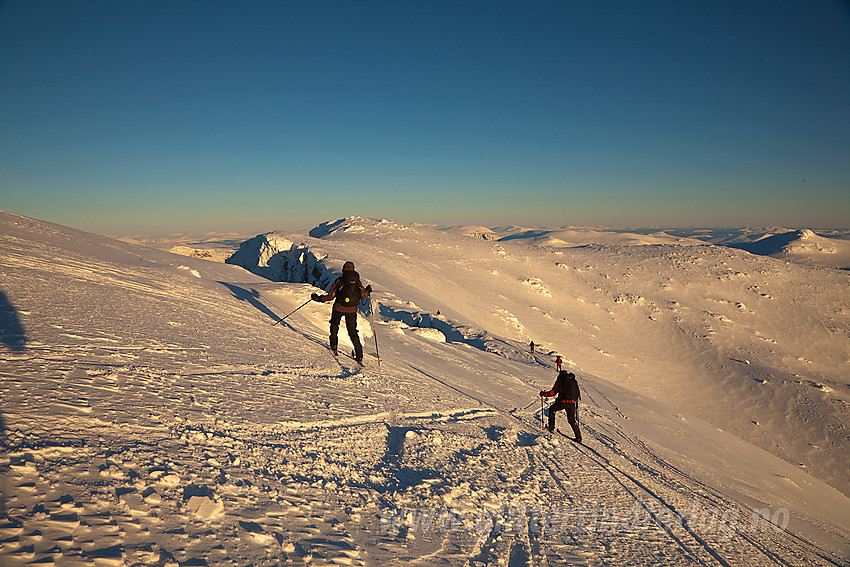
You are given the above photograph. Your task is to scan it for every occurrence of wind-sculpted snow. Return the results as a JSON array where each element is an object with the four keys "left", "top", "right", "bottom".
[
  {"left": 226, "top": 232, "right": 337, "bottom": 290},
  {"left": 2, "top": 211, "right": 849, "bottom": 566}
]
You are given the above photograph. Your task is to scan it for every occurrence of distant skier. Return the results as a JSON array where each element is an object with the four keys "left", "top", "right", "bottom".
[
  {"left": 556, "top": 356, "right": 562, "bottom": 371},
  {"left": 540, "top": 371, "right": 582, "bottom": 442},
  {"left": 311, "top": 261, "right": 372, "bottom": 364},
  {"left": 529, "top": 341, "right": 535, "bottom": 353}
]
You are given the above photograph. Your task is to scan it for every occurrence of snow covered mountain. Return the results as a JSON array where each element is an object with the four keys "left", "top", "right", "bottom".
[
  {"left": 2, "top": 210, "right": 849, "bottom": 566},
  {"left": 726, "top": 229, "right": 850, "bottom": 270}
]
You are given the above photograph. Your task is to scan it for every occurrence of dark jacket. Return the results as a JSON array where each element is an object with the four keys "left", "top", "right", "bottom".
[
  {"left": 316, "top": 270, "right": 369, "bottom": 314},
  {"left": 541, "top": 371, "right": 581, "bottom": 403}
]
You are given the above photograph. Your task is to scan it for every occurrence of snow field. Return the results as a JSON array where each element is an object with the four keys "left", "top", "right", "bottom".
[
  {"left": 1, "top": 211, "right": 849, "bottom": 565},
  {"left": 231, "top": 219, "right": 850, "bottom": 500}
]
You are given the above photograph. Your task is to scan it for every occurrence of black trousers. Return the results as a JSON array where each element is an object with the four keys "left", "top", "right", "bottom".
[
  {"left": 329, "top": 310, "right": 363, "bottom": 360},
  {"left": 548, "top": 400, "right": 581, "bottom": 441}
]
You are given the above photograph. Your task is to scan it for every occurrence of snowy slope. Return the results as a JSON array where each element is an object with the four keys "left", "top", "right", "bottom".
[
  {"left": 2, "top": 210, "right": 849, "bottom": 566},
  {"left": 228, "top": 217, "right": 850, "bottom": 499}
]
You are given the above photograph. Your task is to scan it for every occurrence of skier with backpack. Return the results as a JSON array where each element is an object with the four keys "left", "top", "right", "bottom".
[
  {"left": 311, "top": 261, "right": 372, "bottom": 364},
  {"left": 540, "top": 371, "right": 582, "bottom": 442}
]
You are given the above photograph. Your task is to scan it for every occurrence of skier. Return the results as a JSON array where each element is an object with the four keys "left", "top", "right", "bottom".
[
  {"left": 556, "top": 356, "right": 563, "bottom": 371},
  {"left": 311, "top": 261, "right": 372, "bottom": 364},
  {"left": 540, "top": 371, "right": 582, "bottom": 442},
  {"left": 529, "top": 340, "right": 535, "bottom": 353}
]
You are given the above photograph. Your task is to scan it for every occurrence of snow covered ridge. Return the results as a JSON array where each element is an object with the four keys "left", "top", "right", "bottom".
[
  {"left": 437, "top": 224, "right": 850, "bottom": 270},
  {"left": 116, "top": 232, "right": 255, "bottom": 263},
  {"left": 168, "top": 246, "right": 233, "bottom": 263},
  {"left": 441, "top": 225, "right": 501, "bottom": 240},
  {"left": 487, "top": 227, "right": 707, "bottom": 247},
  {"left": 727, "top": 229, "right": 850, "bottom": 269},
  {"left": 309, "top": 216, "right": 409, "bottom": 239},
  {"left": 226, "top": 218, "right": 409, "bottom": 287}
]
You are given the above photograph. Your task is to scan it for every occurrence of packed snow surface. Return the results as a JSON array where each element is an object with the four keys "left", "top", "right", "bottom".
[{"left": 2, "top": 211, "right": 849, "bottom": 566}]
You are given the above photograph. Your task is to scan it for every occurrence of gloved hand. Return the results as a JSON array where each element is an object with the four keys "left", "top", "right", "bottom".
[
  {"left": 311, "top": 293, "right": 320, "bottom": 301},
  {"left": 539, "top": 390, "right": 546, "bottom": 397},
  {"left": 365, "top": 284, "right": 373, "bottom": 295}
]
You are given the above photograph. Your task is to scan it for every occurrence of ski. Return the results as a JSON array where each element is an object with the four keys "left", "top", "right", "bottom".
[
  {"left": 326, "top": 345, "right": 363, "bottom": 365},
  {"left": 331, "top": 347, "right": 357, "bottom": 362},
  {"left": 555, "top": 428, "right": 583, "bottom": 445},
  {"left": 326, "top": 347, "right": 365, "bottom": 375}
]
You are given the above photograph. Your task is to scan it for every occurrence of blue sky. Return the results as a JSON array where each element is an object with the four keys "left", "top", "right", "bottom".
[{"left": 1, "top": 0, "right": 848, "bottom": 234}]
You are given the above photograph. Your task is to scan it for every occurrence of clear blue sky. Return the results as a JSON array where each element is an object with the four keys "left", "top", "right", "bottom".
[{"left": 1, "top": 0, "right": 848, "bottom": 234}]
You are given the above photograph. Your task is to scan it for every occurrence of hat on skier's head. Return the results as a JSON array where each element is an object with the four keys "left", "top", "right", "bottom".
[{"left": 342, "top": 261, "right": 356, "bottom": 272}]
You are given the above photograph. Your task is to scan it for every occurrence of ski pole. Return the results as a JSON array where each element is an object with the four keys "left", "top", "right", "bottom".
[
  {"left": 540, "top": 395, "right": 544, "bottom": 429},
  {"left": 368, "top": 296, "right": 381, "bottom": 367},
  {"left": 271, "top": 298, "right": 312, "bottom": 327}
]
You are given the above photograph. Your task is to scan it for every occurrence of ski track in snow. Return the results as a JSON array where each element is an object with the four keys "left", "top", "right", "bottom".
[{"left": 2, "top": 212, "right": 849, "bottom": 566}]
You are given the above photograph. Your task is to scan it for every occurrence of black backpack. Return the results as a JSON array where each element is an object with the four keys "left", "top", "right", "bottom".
[
  {"left": 559, "top": 372, "right": 580, "bottom": 402},
  {"left": 337, "top": 271, "right": 363, "bottom": 307}
]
